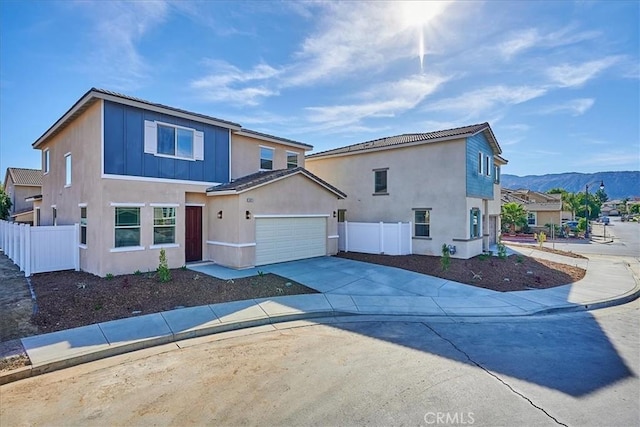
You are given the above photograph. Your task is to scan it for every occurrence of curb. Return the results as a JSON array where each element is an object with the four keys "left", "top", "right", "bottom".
[{"left": 0, "top": 309, "right": 349, "bottom": 386}]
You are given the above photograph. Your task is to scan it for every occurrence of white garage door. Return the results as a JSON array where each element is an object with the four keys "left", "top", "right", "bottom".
[{"left": 255, "top": 217, "right": 326, "bottom": 265}]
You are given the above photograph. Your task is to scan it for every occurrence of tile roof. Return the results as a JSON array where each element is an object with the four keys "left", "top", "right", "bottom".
[
  {"left": 6, "top": 168, "right": 43, "bottom": 186},
  {"left": 238, "top": 128, "right": 313, "bottom": 149},
  {"left": 307, "top": 122, "right": 501, "bottom": 159},
  {"left": 207, "top": 167, "right": 346, "bottom": 198}
]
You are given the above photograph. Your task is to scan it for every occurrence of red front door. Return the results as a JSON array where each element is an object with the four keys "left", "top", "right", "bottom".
[{"left": 185, "top": 206, "right": 202, "bottom": 262}]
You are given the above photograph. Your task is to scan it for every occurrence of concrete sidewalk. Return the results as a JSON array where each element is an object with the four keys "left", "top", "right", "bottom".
[{"left": 4, "top": 248, "right": 639, "bottom": 385}]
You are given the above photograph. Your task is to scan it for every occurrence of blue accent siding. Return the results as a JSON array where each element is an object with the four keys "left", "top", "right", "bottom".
[
  {"left": 466, "top": 132, "right": 494, "bottom": 198},
  {"left": 103, "top": 100, "right": 230, "bottom": 183}
]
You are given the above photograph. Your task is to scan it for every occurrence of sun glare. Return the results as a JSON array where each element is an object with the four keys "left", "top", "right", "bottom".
[{"left": 398, "top": 1, "right": 450, "bottom": 72}]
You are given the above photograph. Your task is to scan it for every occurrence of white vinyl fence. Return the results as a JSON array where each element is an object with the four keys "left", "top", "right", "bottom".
[
  {"left": 0, "top": 220, "right": 79, "bottom": 276},
  {"left": 338, "top": 221, "right": 412, "bottom": 255}
]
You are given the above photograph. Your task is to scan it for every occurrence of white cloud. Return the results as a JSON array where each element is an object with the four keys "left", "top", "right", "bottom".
[
  {"left": 498, "top": 26, "right": 600, "bottom": 60},
  {"left": 191, "top": 61, "right": 281, "bottom": 106},
  {"left": 538, "top": 98, "right": 595, "bottom": 116},
  {"left": 77, "top": 1, "right": 169, "bottom": 90},
  {"left": 546, "top": 56, "right": 621, "bottom": 87},
  {"left": 283, "top": 1, "right": 455, "bottom": 87},
  {"left": 304, "top": 74, "right": 448, "bottom": 129},
  {"left": 424, "top": 85, "right": 547, "bottom": 115}
]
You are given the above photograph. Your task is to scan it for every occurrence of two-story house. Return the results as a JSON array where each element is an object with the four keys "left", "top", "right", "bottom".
[
  {"left": 2, "top": 167, "right": 42, "bottom": 224},
  {"left": 32, "top": 88, "right": 344, "bottom": 277},
  {"left": 306, "top": 123, "right": 507, "bottom": 259}
]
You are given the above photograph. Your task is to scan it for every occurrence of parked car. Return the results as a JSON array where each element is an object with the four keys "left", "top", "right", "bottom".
[{"left": 564, "top": 221, "right": 579, "bottom": 232}]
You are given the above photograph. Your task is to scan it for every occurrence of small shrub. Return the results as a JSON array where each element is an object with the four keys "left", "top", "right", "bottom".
[
  {"left": 537, "top": 231, "right": 547, "bottom": 248},
  {"left": 134, "top": 270, "right": 142, "bottom": 275},
  {"left": 157, "top": 248, "right": 172, "bottom": 283},
  {"left": 105, "top": 273, "right": 114, "bottom": 280},
  {"left": 181, "top": 265, "right": 187, "bottom": 270},
  {"left": 516, "top": 255, "right": 524, "bottom": 264},
  {"left": 497, "top": 241, "right": 507, "bottom": 259},
  {"left": 257, "top": 270, "right": 265, "bottom": 277},
  {"left": 478, "top": 253, "right": 491, "bottom": 261},
  {"left": 440, "top": 244, "right": 451, "bottom": 271}
]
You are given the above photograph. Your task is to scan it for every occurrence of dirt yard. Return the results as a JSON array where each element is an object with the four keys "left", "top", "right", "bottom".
[{"left": 337, "top": 251, "right": 586, "bottom": 292}]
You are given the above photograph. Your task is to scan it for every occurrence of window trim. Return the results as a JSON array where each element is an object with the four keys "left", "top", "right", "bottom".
[
  {"left": 286, "top": 151, "right": 298, "bottom": 169},
  {"left": 494, "top": 165, "right": 500, "bottom": 184},
  {"left": 43, "top": 149, "right": 50, "bottom": 175},
  {"left": 412, "top": 208, "right": 432, "bottom": 239},
  {"left": 485, "top": 155, "right": 491, "bottom": 177},
  {"left": 527, "top": 212, "right": 537, "bottom": 226},
  {"left": 478, "top": 152, "right": 483, "bottom": 175},
  {"left": 260, "top": 145, "right": 275, "bottom": 171},
  {"left": 373, "top": 168, "right": 389, "bottom": 195},
  {"left": 64, "top": 152, "right": 72, "bottom": 187},
  {"left": 52, "top": 206, "right": 57, "bottom": 226},
  {"left": 114, "top": 206, "right": 142, "bottom": 249},
  {"left": 144, "top": 120, "right": 203, "bottom": 161}
]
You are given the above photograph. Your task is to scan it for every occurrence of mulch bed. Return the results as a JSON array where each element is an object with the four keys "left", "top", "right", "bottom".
[
  {"left": 337, "top": 252, "right": 585, "bottom": 292},
  {"left": 30, "top": 269, "right": 317, "bottom": 335}
]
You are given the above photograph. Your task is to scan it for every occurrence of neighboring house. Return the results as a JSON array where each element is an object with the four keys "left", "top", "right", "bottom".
[
  {"left": 306, "top": 123, "right": 508, "bottom": 259},
  {"left": 2, "top": 167, "right": 42, "bottom": 224},
  {"left": 601, "top": 200, "right": 623, "bottom": 216},
  {"left": 501, "top": 189, "right": 567, "bottom": 232},
  {"left": 32, "top": 88, "right": 344, "bottom": 277}
]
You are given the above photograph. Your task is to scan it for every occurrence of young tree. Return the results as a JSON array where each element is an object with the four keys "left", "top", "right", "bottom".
[
  {"left": 501, "top": 202, "right": 527, "bottom": 233},
  {"left": 0, "top": 186, "right": 12, "bottom": 220},
  {"left": 595, "top": 188, "right": 608, "bottom": 205}
]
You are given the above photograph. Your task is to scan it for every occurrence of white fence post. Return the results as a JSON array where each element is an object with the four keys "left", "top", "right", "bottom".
[
  {"left": 74, "top": 223, "right": 80, "bottom": 271},
  {"left": 24, "top": 224, "right": 31, "bottom": 277},
  {"left": 19, "top": 224, "right": 26, "bottom": 272},
  {"left": 344, "top": 220, "right": 349, "bottom": 252}
]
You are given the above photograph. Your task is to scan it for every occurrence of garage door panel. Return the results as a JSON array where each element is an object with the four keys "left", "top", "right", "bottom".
[{"left": 255, "top": 217, "right": 326, "bottom": 265}]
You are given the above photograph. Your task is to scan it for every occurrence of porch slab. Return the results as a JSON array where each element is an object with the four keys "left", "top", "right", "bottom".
[{"left": 188, "top": 262, "right": 259, "bottom": 280}]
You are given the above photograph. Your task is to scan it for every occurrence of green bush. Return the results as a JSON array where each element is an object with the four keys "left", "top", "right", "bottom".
[
  {"left": 157, "top": 248, "right": 171, "bottom": 283},
  {"left": 440, "top": 244, "right": 451, "bottom": 271},
  {"left": 497, "top": 241, "right": 507, "bottom": 259}
]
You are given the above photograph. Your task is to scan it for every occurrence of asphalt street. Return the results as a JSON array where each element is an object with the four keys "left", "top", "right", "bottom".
[{"left": 2, "top": 300, "right": 638, "bottom": 426}]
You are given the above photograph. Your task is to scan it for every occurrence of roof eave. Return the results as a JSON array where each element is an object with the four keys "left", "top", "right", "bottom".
[{"left": 235, "top": 130, "right": 313, "bottom": 151}]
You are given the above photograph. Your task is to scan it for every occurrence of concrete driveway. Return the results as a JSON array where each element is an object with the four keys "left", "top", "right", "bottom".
[{"left": 189, "top": 256, "right": 497, "bottom": 298}]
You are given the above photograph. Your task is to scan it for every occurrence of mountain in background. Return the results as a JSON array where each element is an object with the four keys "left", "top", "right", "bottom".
[{"left": 501, "top": 171, "right": 640, "bottom": 200}]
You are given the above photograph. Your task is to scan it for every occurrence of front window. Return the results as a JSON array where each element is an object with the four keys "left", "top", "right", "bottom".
[
  {"left": 414, "top": 209, "right": 430, "bottom": 237},
  {"left": 260, "top": 147, "right": 274, "bottom": 170},
  {"left": 337, "top": 209, "right": 347, "bottom": 222},
  {"left": 80, "top": 207, "right": 87, "bottom": 245},
  {"left": 158, "top": 124, "right": 194, "bottom": 158},
  {"left": 374, "top": 169, "right": 388, "bottom": 194},
  {"left": 471, "top": 208, "right": 481, "bottom": 238},
  {"left": 65, "top": 153, "right": 72, "bottom": 186},
  {"left": 43, "top": 149, "right": 50, "bottom": 174},
  {"left": 485, "top": 155, "right": 491, "bottom": 176},
  {"left": 527, "top": 212, "right": 536, "bottom": 226},
  {"left": 153, "top": 207, "right": 176, "bottom": 245},
  {"left": 478, "top": 152, "right": 483, "bottom": 175},
  {"left": 115, "top": 207, "right": 141, "bottom": 248},
  {"left": 287, "top": 151, "right": 298, "bottom": 169}
]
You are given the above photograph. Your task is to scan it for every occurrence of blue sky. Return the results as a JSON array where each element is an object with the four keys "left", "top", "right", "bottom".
[{"left": 1, "top": 1, "right": 638, "bottom": 179}]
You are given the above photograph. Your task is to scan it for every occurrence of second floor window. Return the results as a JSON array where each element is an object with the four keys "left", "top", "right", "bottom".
[
  {"left": 287, "top": 151, "right": 298, "bottom": 169},
  {"left": 374, "top": 169, "right": 388, "bottom": 194},
  {"left": 43, "top": 149, "right": 50, "bottom": 174},
  {"left": 260, "top": 147, "right": 274, "bottom": 170},
  {"left": 65, "top": 153, "right": 72, "bottom": 186},
  {"left": 527, "top": 212, "right": 536, "bottom": 226},
  {"left": 158, "top": 124, "right": 193, "bottom": 158}
]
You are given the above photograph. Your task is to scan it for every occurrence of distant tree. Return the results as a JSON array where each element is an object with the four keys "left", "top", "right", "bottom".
[
  {"left": 621, "top": 197, "right": 630, "bottom": 214},
  {"left": 0, "top": 186, "right": 11, "bottom": 220},
  {"left": 563, "top": 192, "right": 583, "bottom": 220},
  {"left": 501, "top": 202, "right": 527, "bottom": 233},
  {"left": 630, "top": 204, "right": 640, "bottom": 215},
  {"left": 576, "top": 192, "right": 602, "bottom": 219},
  {"left": 595, "top": 188, "right": 608, "bottom": 205}
]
